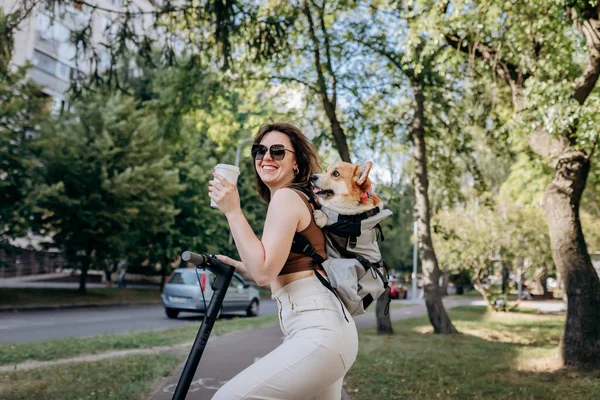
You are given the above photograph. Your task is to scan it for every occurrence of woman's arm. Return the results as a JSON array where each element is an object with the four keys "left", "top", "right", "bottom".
[
  {"left": 214, "top": 255, "right": 256, "bottom": 283},
  {"left": 209, "top": 173, "right": 306, "bottom": 287},
  {"left": 224, "top": 188, "right": 305, "bottom": 286}
]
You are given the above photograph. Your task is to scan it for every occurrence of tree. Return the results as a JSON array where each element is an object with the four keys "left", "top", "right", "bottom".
[
  {"left": 443, "top": 0, "right": 600, "bottom": 368},
  {"left": 131, "top": 60, "right": 283, "bottom": 287},
  {"left": 347, "top": 2, "right": 459, "bottom": 333},
  {"left": 378, "top": 182, "right": 416, "bottom": 273},
  {"left": 0, "top": 8, "right": 47, "bottom": 251},
  {"left": 0, "top": 66, "right": 46, "bottom": 249},
  {"left": 435, "top": 198, "right": 554, "bottom": 310},
  {"left": 296, "top": 0, "right": 352, "bottom": 161},
  {"left": 34, "top": 94, "right": 181, "bottom": 292}
]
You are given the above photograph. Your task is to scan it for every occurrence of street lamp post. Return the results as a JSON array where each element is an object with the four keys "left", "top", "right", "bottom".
[{"left": 412, "top": 219, "right": 418, "bottom": 301}]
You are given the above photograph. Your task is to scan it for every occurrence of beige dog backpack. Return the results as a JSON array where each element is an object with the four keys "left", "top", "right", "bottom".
[{"left": 290, "top": 189, "right": 393, "bottom": 318}]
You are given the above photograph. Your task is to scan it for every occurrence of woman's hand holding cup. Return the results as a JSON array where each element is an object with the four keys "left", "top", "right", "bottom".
[{"left": 209, "top": 172, "right": 241, "bottom": 216}]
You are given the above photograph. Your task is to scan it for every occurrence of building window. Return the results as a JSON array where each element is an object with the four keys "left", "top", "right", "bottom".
[
  {"left": 56, "top": 62, "right": 70, "bottom": 81},
  {"left": 32, "top": 51, "right": 56, "bottom": 75},
  {"left": 32, "top": 50, "right": 71, "bottom": 82}
]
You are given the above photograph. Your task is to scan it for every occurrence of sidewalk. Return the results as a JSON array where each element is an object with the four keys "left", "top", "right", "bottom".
[{"left": 148, "top": 297, "right": 478, "bottom": 400}]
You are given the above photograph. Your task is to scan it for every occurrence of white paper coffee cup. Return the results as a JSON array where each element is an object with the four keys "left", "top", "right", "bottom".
[{"left": 211, "top": 164, "right": 240, "bottom": 208}]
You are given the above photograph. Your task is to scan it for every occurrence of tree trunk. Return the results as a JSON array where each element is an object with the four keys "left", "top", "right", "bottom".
[
  {"left": 501, "top": 263, "right": 510, "bottom": 294},
  {"left": 542, "top": 149, "right": 600, "bottom": 368},
  {"left": 160, "top": 259, "right": 170, "bottom": 292},
  {"left": 321, "top": 101, "right": 351, "bottom": 162},
  {"left": 532, "top": 265, "right": 549, "bottom": 296},
  {"left": 302, "top": 0, "right": 351, "bottom": 163},
  {"left": 376, "top": 288, "right": 394, "bottom": 335},
  {"left": 440, "top": 263, "right": 450, "bottom": 296},
  {"left": 410, "top": 79, "right": 458, "bottom": 334},
  {"left": 78, "top": 260, "right": 88, "bottom": 294}
]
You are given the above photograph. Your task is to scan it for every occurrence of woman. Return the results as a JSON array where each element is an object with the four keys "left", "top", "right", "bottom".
[{"left": 208, "top": 122, "right": 358, "bottom": 400}]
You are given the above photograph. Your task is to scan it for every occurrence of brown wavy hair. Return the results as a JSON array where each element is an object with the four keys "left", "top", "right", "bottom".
[{"left": 253, "top": 122, "right": 320, "bottom": 203}]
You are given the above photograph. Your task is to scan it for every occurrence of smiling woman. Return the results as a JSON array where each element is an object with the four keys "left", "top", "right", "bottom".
[
  {"left": 251, "top": 123, "right": 320, "bottom": 204},
  {"left": 207, "top": 122, "right": 359, "bottom": 400}
]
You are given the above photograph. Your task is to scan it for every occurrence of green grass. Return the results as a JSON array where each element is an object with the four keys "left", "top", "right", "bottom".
[
  {"left": 390, "top": 301, "right": 417, "bottom": 309},
  {"left": 0, "top": 353, "right": 181, "bottom": 400},
  {"left": 344, "top": 306, "right": 600, "bottom": 400},
  {"left": 367, "top": 301, "right": 417, "bottom": 313},
  {"left": 0, "top": 288, "right": 161, "bottom": 308},
  {"left": 448, "top": 289, "right": 483, "bottom": 298},
  {"left": 0, "top": 314, "right": 278, "bottom": 366}
]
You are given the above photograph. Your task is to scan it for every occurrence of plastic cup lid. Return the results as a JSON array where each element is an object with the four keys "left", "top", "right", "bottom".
[{"left": 214, "top": 164, "right": 240, "bottom": 173}]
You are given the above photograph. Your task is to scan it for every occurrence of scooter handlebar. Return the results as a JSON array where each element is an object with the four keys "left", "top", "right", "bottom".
[{"left": 181, "top": 251, "right": 210, "bottom": 266}]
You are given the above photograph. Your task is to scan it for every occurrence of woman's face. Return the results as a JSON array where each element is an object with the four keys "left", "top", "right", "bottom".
[{"left": 255, "top": 131, "right": 297, "bottom": 190}]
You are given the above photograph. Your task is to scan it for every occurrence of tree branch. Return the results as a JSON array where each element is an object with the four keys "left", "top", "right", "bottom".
[
  {"left": 353, "top": 36, "right": 412, "bottom": 77},
  {"left": 568, "top": 6, "right": 600, "bottom": 105},
  {"left": 302, "top": 0, "right": 330, "bottom": 103},
  {"left": 526, "top": 128, "right": 571, "bottom": 160},
  {"left": 70, "top": 0, "right": 191, "bottom": 16},
  {"left": 586, "top": 136, "right": 598, "bottom": 160},
  {"left": 317, "top": 0, "right": 337, "bottom": 108},
  {"left": 265, "top": 75, "right": 319, "bottom": 93},
  {"left": 445, "top": 34, "right": 531, "bottom": 84}
]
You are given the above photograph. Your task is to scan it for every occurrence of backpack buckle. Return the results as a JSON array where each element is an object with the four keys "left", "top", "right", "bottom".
[
  {"left": 348, "top": 236, "right": 357, "bottom": 249},
  {"left": 302, "top": 245, "right": 316, "bottom": 257}
]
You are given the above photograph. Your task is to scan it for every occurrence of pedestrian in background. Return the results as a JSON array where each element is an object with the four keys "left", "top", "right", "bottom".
[{"left": 118, "top": 260, "right": 127, "bottom": 288}]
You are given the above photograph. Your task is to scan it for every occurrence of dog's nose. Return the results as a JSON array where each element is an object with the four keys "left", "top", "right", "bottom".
[{"left": 310, "top": 174, "right": 318, "bottom": 182}]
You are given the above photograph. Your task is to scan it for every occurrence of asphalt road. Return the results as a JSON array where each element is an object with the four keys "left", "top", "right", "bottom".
[{"left": 0, "top": 300, "right": 278, "bottom": 344}]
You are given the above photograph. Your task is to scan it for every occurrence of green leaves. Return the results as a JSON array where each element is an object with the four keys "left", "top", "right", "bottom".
[
  {"left": 0, "top": 61, "right": 47, "bottom": 246},
  {"left": 32, "top": 94, "right": 181, "bottom": 275},
  {"left": 433, "top": 197, "right": 554, "bottom": 308}
]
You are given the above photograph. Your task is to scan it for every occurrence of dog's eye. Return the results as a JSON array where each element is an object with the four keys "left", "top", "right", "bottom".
[{"left": 332, "top": 171, "right": 340, "bottom": 177}]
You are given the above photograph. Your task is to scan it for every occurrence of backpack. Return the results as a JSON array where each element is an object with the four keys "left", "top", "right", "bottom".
[{"left": 289, "top": 187, "right": 393, "bottom": 319}]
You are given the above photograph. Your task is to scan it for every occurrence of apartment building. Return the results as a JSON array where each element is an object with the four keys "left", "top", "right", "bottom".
[{"left": 1, "top": 0, "right": 156, "bottom": 114}]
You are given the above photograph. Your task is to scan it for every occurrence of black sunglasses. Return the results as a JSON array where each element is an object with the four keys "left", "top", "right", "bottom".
[{"left": 251, "top": 144, "right": 295, "bottom": 160}]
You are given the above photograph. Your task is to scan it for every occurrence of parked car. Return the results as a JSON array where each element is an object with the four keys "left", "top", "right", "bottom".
[
  {"left": 161, "top": 268, "right": 260, "bottom": 319},
  {"left": 389, "top": 281, "right": 407, "bottom": 300}
]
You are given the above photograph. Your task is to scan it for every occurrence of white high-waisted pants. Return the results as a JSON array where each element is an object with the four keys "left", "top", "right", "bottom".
[{"left": 212, "top": 274, "right": 359, "bottom": 400}]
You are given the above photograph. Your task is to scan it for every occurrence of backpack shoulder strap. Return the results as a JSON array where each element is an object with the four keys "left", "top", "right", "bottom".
[
  {"left": 287, "top": 185, "right": 320, "bottom": 210},
  {"left": 291, "top": 231, "right": 349, "bottom": 322},
  {"left": 290, "top": 232, "right": 325, "bottom": 264}
]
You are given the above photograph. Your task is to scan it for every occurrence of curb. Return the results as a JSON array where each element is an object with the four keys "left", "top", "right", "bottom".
[{"left": 0, "top": 301, "right": 162, "bottom": 313}]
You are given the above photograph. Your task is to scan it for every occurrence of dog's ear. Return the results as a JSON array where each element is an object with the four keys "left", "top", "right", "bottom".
[{"left": 354, "top": 161, "right": 373, "bottom": 185}]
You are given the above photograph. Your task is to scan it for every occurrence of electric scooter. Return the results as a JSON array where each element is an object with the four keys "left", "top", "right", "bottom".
[{"left": 172, "top": 251, "right": 235, "bottom": 400}]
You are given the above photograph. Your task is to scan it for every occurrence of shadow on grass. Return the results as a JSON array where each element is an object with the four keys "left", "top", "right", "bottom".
[{"left": 345, "top": 306, "right": 600, "bottom": 400}]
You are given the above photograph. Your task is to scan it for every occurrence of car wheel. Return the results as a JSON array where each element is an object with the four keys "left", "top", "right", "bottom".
[
  {"left": 246, "top": 299, "right": 259, "bottom": 317},
  {"left": 165, "top": 308, "right": 179, "bottom": 319}
]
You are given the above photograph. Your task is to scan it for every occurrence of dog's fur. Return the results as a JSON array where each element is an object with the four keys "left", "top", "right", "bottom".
[{"left": 311, "top": 161, "right": 381, "bottom": 227}]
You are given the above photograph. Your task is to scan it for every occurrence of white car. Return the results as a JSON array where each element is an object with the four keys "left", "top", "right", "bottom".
[{"left": 161, "top": 269, "right": 260, "bottom": 319}]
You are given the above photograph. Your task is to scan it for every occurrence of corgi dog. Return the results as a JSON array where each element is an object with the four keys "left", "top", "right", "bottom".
[{"left": 310, "top": 161, "right": 381, "bottom": 227}]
